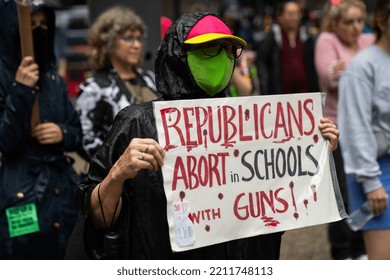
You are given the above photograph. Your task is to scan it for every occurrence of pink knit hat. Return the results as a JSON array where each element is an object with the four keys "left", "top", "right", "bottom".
[{"left": 184, "top": 15, "right": 246, "bottom": 46}]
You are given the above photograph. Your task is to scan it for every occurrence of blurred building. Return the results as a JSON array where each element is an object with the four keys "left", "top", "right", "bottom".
[{"left": 55, "top": 5, "right": 89, "bottom": 96}]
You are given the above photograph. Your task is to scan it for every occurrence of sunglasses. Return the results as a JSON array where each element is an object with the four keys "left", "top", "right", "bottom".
[{"left": 117, "top": 35, "right": 146, "bottom": 44}]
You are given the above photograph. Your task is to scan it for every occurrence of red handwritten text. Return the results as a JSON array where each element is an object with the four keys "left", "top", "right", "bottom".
[
  {"left": 172, "top": 152, "right": 229, "bottom": 191},
  {"left": 159, "top": 99, "right": 315, "bottom": 149},
  {"left": 233, "top": 188, "right": 289, "bottom": 220}
]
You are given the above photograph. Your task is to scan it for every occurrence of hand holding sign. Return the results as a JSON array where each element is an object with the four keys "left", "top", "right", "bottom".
[
  {"left": 15, "top": 56, "right": 39, "bottom": 87},
  {"left": 113, "top": 138, "right": 165, "bottom": 183},
  {"left": 318, "top": 118, "right": 339, "bottom": 151}
]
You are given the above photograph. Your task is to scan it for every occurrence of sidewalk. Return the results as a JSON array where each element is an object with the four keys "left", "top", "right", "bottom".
[{"left": 280, "top": 224, "right": 331, "bottom": 260}]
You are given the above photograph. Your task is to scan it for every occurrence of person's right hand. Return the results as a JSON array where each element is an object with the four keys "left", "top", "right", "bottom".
[
  {"left": 329, "top": 60, "right": 347, "bottom": 78},
  {"left": 110, "top": 138, "right": 165, "bottom": 183},
  {"left": 15, "top": 56, "right": 39, "bottom": 88},
  {"left": 32, "top": 122, "right": 64, "bottom": 145},
  {"left": 366, "top": 187, "right": 388, "bottom": 215}
]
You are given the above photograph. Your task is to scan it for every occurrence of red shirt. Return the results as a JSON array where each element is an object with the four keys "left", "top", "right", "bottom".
[{"left": 280, "top": 29, "right": 308, "bottom": 93}]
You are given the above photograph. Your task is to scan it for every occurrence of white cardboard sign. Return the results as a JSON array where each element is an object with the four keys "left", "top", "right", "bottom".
[{"left": 153, "top": 92, "right": 343, "bottom": 252}]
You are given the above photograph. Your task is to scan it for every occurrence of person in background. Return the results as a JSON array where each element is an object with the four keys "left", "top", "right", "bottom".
[
  {"left": 76, "top": 6, "right": 159, "bottom": 161},
  {"left": 257, "top": 0, "right": 319, "bottom": 95},
  {"left": 338, "top": 0, "right": 390, "bottom": 260},
  {"left": 228, "top": 49, "right": 258, "bottom": 96},
  {"left": 186, "top": 2, "right": 210, "bottom": 13},
  {"left": 219, "top": 0, "right": 254, "bottom": 48},
  {"left": 0, "top": 0, "right": 82, "bottom": 259},
  {"left": 65, "top": 12, "right": 340, "bottom": 260},
  {"left": 315, "top": 0, "right": 374, "bottom": 260},
  {"left": 219, "top": 0, "right": 259, "bottom": 96}
]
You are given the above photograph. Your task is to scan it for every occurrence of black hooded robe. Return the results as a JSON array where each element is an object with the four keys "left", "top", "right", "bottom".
[{"left": 66, "top": 12, "right": 280, "bottom": 260}]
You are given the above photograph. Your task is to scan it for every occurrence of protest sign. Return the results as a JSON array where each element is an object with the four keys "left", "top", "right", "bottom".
[{"left": 153, "top": 92, "right": 345, "bottom": 252}]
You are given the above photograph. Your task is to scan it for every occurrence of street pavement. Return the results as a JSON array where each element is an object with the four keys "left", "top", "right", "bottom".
[{"left": 280, "top": 224, "right": 331, "bottom": 260}]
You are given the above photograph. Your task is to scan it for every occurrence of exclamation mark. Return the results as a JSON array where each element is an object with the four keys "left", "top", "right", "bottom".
[{"left": 289, "top": 181, "right": 299, "bottom": 220}]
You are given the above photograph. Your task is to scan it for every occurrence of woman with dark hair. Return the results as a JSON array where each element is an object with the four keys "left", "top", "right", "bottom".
[
  {"left": 257, "top": 0, "right": 320, "bottom": 96},
  {"left": 338, "top": 0, "right": 390, "bottom": 260}
]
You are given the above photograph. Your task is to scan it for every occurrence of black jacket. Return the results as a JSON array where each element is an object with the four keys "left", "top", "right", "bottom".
[
  {"left": 257, "top": 24, "right": 319, "bottom": 95},
  {"left": 0, "top": 0, "right": 82, "bottom": 259},
  {"left": 66, "top": 12, "right": 280, "bottom": 260}
]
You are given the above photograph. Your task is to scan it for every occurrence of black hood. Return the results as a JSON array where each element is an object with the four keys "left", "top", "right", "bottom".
[
  {"left": 155, "top": 12, "right": 231, "bottom": 101},
  {"left": 0, "top": 0, "right": 56, "bottom": 71}
]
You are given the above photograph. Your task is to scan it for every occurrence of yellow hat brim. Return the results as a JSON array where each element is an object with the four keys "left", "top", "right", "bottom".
[{"left": 184, "top": 33, "right": 247, "bottom": 46}]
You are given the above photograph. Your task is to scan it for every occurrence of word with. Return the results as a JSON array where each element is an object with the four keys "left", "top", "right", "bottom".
[{"left": 188, "top": 207, "right": 221, "bottom": 224}]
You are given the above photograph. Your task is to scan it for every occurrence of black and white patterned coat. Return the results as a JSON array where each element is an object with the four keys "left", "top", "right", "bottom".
[{"left": 75, "top": 68, "right": 157, "bottom": 160}]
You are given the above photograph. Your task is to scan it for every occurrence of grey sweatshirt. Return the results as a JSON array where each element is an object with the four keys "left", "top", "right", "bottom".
[{"left": 338, "top": 45, "right": 390, "bottom": 193}]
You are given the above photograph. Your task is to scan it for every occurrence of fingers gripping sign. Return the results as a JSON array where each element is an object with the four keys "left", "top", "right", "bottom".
[
  {"left": 15, "top": 56, "right": 39, "bottom": 88},
  {"left": 112, "top": 138, "right": 165, "bottom": 183},
  {"left": 318, "top": 117, "right": 339, "bottom": 151}
]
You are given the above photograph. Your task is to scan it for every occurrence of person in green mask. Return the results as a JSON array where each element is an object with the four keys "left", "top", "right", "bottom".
[
  {"left": 184, "top": 14, "right": 246, "bottom": 96},
  {"left": 187, "top": 42, "right": 236, "bottom": 96},
  {"left": 66, "top": 12, "right": 340, "bottom": 260}
]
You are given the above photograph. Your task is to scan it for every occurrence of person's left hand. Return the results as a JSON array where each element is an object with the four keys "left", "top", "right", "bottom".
[
  {"left": 330, "top": 60, "right": 347, "bottom": 76},
  {"left": 366, "top": 187, "right": 388, "bottom": 215},
  {"left": 32, "top": 122, "right": 64, "bottom": 144},
  {"left": 318, "top": 117, "right": 339, "bottom": 151}
]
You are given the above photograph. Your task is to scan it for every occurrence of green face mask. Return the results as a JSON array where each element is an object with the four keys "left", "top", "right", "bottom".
[{"left": 187, "top": 46, "right": 234, "bottom": 96}]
